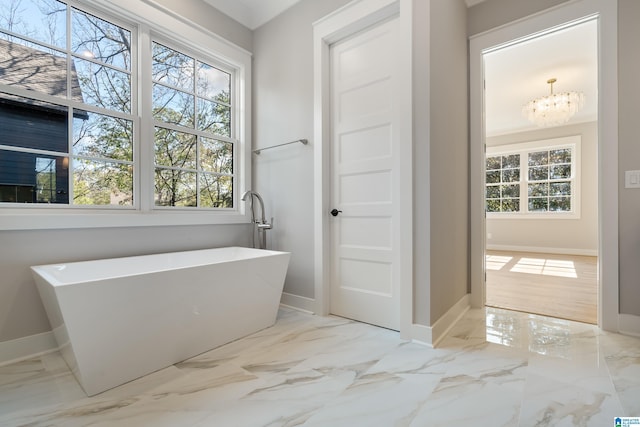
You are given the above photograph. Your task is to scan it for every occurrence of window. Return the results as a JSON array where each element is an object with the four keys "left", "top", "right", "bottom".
[
  {"left": 0, "top": 0, "right": 250, "bottom": 229},
  {"left": 486, "top": 136, "right": 580, "bottom": 218},
  {"left": 152, "top": 41, "right": 234, "bottom": 208},
  {"left": 485, "top": 154, "right": 520, "bottom": 213},
  {"left": 0, "top": 1, "right": 134, "bottom": 206},
  {"left": 527, "top": 148, "right": 572, "bottom": 212}
]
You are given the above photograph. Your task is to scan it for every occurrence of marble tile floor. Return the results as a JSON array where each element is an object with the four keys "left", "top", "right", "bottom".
[{"left": 1, "top": 307, "right": 639, "bottom": 427}]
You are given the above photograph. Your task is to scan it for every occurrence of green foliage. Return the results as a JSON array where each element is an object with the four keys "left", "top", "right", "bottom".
[{"left": 487, "top": 148, "right": 573, "bottom": 214}]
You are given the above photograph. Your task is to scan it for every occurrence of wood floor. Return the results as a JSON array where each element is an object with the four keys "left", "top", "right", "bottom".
[{"left": 485, "top": 250, "right": 598, "bottom": 324}]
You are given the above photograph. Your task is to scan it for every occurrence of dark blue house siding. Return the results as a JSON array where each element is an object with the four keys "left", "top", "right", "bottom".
[{"left": 0, "top": 99, "right": 69, "bottom": 203}]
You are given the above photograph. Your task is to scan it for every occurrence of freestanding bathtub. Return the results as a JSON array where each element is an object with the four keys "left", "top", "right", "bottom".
[{"left": 31, "top": 246, "right": 290, "bottom": 396}]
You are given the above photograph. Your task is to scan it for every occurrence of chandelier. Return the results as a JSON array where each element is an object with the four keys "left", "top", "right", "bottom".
[{"left": 522, "top": 78, "right": 585, "bottom": 127}]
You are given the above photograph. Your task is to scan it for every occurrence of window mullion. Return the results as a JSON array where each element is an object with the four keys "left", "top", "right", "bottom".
[
  {"left": 571, "top": 154, "right": 576, "bottom": 212},
  {"left": 67, "top": 4, "right": 74, "bottom": 206},
  {"left": 196, "top": 135, "right": 202, "bottom": 208},
  {"left": 151, "top": 120, "right": 237, "bottom": 145},
  {"left": 521, "top": 152, "right": 528, "bottom": 214},
  {"left": 194, "top": 61, "right": 201, "bottom": 208},
  {"left": 139, "top": 25, "right": 154, "bottom": 212}
]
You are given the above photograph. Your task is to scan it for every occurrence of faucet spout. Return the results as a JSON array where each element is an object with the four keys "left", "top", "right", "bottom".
[
  {"left": 241, "top": 190, "right": 266, "bottom": 223},
  {"left": 241, "top": 190, "right": 252, "bottom": 201},
  {"left": 252, "top": 192, "right": 266, "bottom": 224},
  {"left": 242, "top": 190, "right": 270, "bottom": 249}
]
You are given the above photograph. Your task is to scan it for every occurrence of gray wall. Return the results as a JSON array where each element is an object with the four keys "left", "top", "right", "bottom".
[
  {"left": 253, "top": 0, "right": 470, "bottom": 327},
  {"left": 618, "top": 0, "right": 640, "bottom": 317},
  {"left": 486, "top": 121, "right": 598, "bottom": 254},
  {"left": 412, "top": 0, "right": 432, "bottom": 325},
  {"left": 252, "top": 0, "right": 352, "bottom": 299},
  {"left": 0, "top": 1, "right": 254, "bottom": 345},
  {"left": 427, "top": 0, "right": 469, "bottom": 325},
  {"left": 467, "top": 0, "right": 570, "bottom": 35},
  {"left": 152, "top": 0, "right": 253, "bottom": 52}
]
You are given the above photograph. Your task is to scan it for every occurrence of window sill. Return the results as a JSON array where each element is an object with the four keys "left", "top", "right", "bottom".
[
  {"left": 0, "top": 209, "right": 250, "bottom": 230},
  {"left": 487, "top": 212, "right": 581, "bottom": 220}
]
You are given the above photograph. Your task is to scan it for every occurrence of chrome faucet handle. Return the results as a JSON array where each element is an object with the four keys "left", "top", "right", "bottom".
[{"left": 257, "top": 217, "right": 273, "bottom": 230}]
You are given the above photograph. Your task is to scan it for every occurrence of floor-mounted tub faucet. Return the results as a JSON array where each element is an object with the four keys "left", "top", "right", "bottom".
[{"left": 241, "top": 190, "right": 272, "bottom": 249}]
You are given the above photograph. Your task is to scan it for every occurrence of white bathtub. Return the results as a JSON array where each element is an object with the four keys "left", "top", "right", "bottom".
[{"left": 31, "top": 246, "right": 290, "bottom": 396}]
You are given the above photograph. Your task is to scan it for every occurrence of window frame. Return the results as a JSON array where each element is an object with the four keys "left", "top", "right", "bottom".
[
  {"left": 0, "top": 0, "right": 252, "bottom": 230},
  {"left": 485, "top": 152, "right": 521, "bottom": 213},
  {"left": 149, "top": 35, "right": 236, "bottom": 210},
  {"left": 0, "top": 1, "right": 138, "bottom": 209},
  {"left": 486, "top": 135, "right": 581, "bottom": 220}
]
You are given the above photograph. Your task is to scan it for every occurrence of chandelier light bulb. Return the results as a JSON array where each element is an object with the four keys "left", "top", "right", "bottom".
[{"left": 522, "top": 78, "right": 585, "bottom": 127}]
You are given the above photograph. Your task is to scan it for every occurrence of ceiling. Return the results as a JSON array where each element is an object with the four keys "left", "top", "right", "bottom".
[
  {"left": 465, "top": 0, "right": 487, "bottom": 6},
  {"left": 484, "top": 19, "right": 598, "bottom": 137},
  {"left": 203, "top": 0, "right": 302, "bottom": 30},
  {"left": 206, "top": 0, "right": 487, "bottom": 29}
]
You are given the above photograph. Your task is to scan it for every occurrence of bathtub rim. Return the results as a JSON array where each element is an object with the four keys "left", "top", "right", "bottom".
[{"left": 31, "top": 246, "right": 291, "bottom": 287}]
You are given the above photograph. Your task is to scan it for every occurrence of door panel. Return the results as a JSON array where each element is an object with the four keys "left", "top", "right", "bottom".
[
  {"left": 338, "top": 125, "right": 392, "bottom": 163},
  {"left": 339, "top": 171, "right": 391, "bottom": 204},
  {"left": 330, "top": 17, "right": 400, "bottom": 330},
  {"left": 340, "top": 217, "right": 392, "bottom": 248},
  {"left": 338, "top": 79, "right": 392, "bottom": 123}
]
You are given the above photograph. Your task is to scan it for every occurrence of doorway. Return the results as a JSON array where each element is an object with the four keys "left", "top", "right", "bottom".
[
  {"left": 469, "top": 0, "right": 620, "bottom": 332},
  {"left": 313, "top": 0, "right": 413, "bottom": 338},
  {"left": 482, "top": 19, "right": 599, "bottom": 324}
]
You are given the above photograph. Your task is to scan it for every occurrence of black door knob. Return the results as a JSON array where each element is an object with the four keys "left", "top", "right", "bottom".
[{"left": 330, "top": 208, "right": 342, "bottom": 217}]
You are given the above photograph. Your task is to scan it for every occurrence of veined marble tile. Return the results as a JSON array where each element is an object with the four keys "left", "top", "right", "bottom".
[
  {"left": 88, "top": 409, "right": 212, "bottom": 427},
  {"left": 301, "top": 373, "right": 441, "bottom": 427},
  {"left": 1, "top": 306, "right": 639, "bottom": 427},
  {"left": 601, "top": 333, "right": 640, "bottom": 415},
  {"left": 0, "top": 394, "right": 148, "bottom": 427},
  {"left": 365, "top": 341, "right": 456, "bottom": 376},
  {"left": 193, "top": 399, "right": 322, "bottom": 427},
  {"left": 0, "top": 352, "right": 86, "bottom": 419},
  {"left": 439, "top": 348, "right": 529, "bottom": 393},
  {"left": 286, "top": 324, "right": 405, "bottom": 373},
  {"left": 191, "top": 368, "right": 356, "bottom": 427},
  {"left": 410, "top": 375, "right": 523, "bottom": 426},
  {"left": 183, "top": 318, "right": 359, "bottom": 376},
  {"left": 518, "top": 372, "right": 625, "bottom": 427},
  {"left": 527, "top": 350, "right": 616, "bottom": 395}
]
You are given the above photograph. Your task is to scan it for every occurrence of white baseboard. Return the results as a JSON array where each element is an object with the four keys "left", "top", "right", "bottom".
[
  {"left": 409, "top": 294, "right": 471, "bottom": 347},
  {"left": 619, "top": 313, "right": 640, "bottom": 337},
  {"left": 0, "top": 331, "right": 58, "bottom": 367},
  {"left": 410, "top": 323, "right": 433, "bottom": 347},
  {"left": 487, "top": 244, "right": 598, "bottom": 257},
  {"left": 280, "top": 292, "right": 316, "bottom": 314}
]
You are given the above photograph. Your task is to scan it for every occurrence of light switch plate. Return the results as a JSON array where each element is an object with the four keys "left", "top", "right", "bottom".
[{"left": 625, "top": 170, "right": 640, "bottom": 188}]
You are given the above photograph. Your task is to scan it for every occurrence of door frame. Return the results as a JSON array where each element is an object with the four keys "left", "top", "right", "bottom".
[
  {"left": 469, "top": 0, "right": 619, "bottom": 331},
  {"left": 313, "top": 0, "right": 413, "bottom": 338}
]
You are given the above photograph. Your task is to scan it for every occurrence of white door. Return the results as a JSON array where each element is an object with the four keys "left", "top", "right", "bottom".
[{"left": 329, "top": 18, "right": 400, "bottom": 331}]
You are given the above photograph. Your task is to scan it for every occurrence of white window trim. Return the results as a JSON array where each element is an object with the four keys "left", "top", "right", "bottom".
[
  {"left": 486, "top": 135, "right": 581, "bottom": 220},
  {"left": 0, "top": 0, "right": 252, "bottom": 230},
  {"left": 148, "top": 34, "right": 237, "bottom": 210}
]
